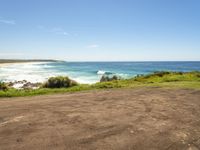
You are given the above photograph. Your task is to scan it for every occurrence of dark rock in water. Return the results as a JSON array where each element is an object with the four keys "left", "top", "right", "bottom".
[
  {"left": 8, "top": 82, "right": 14, "bottom": 86},
  {"left": 13, "top": 80, "right": 27, "bottom": 84},
  {"left": 7, "top": 80, "right": 42, "bottom": 89},
  {"left": 22, "top": 82, "right": 41, "bottom": 89},
  {"left": 100, "top": 75, "right": 121, "bottom": 82},
  {"left": 22, "top": 80, "right": 27, "bottom": 83}
]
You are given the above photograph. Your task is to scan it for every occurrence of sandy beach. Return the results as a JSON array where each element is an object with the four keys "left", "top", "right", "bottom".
[
  {"left": 0, "top": 62, "right": 39, "bottom": 68},
  {"left": 0, "top": 87, "right": 200, "bottom": 150},
  {"left": 0, "top": 59, "right": 56, "bottom": 67},
  {"left": 0, "top": 63, "right": 15, "bottom": 67},
  {"left": 0, "top": 63, "right": 26, "bottom": 68}
]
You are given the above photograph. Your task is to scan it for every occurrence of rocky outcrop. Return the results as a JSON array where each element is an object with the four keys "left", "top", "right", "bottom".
[
  {"left": 22, "top": 82, "right": 41, "bottom": 89},
  {"left": 7, "top": 80, "right": 41, "bottom": 89}
]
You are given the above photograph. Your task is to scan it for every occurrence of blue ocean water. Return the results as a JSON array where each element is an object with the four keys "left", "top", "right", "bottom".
[{"left": 0, "top": 61, "right": 200, "bottom": 83}]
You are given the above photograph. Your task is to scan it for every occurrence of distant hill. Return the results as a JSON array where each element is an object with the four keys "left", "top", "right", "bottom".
[{"left": 0, "top": 59, "right": 61, "bottom": 64}]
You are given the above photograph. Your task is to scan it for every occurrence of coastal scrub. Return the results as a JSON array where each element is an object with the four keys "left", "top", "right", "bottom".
[
  {"left": 43, "top": 76, "right": 78, "bottom": 88},
  {"left": 0, "top": 71, "right": 200, "bottom": 97},
  {"left": 0, "top": 82, "right": 8, "bottom": 91}
]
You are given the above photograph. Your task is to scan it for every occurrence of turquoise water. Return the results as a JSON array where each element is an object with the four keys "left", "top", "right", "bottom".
[{"left": 0, "top": 61, "right": 200, "bottom": 83}]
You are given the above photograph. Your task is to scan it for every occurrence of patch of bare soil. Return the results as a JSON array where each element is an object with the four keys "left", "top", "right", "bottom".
[{"left": 0, "top": 88, "right": 200, "bottom": 150}]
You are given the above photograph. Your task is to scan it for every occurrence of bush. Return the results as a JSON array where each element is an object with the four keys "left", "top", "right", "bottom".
[
  {"left": 100, "top": 75, "right": 120, "bottom": 82},
  {"left": 43, "top": 76, "right": 78, "bottom": 88},
  {"left": 153, "top": 71, "right": 170, "bottom": 77},
  {"left": 0, "top": 82, "right": 9, "bottom": 91}
]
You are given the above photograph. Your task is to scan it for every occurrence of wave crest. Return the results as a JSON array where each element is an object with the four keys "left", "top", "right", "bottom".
[{"left": 97, "top": 70, "right": 113, "bottom": 75}]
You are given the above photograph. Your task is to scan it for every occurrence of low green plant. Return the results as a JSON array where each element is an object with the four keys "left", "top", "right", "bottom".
[
  {"left": 0, "top": 82, "right": 9, "bottom": 91},
  {"left": 43, "top": 76, "right": 78, "bottom": 88},
  {"left": 100, "top": 75, "right": 120, "bottom": 82}
]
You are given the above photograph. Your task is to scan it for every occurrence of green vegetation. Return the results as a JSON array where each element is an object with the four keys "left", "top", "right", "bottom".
[
  {"left": 43, "top": 76, "right": 78, "bottom": 88},
  {"left": 100, "top": 75, "right": 121, "bottom": 82},
  {"left": 134, "top": 71, "right": 200, "bottom": 83},
  {"left": 0, "top": 82, "right": 8, "bottom": 91},
  {"left": 0, "top": 71, "right": 200, "bottom": 97}
]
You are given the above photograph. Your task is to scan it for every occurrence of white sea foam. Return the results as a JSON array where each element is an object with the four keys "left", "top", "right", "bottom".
[
  {"left": 0, "top": 62, "right": 99, "bottom": 84},
  {"left": 97, "top": 70, "right": 105, "bottom": 75},
  {"left": 97, "top": 70, "right": 113, "bottom": 75},
  {"left": 0, "top": 62, "right": 130, "bottom": 85},
  {"left": 0, "top": 62, "right": 54, "bottom": 83},
  {"left": 12, "top": 83, "right": 24, "bottom": 89}
]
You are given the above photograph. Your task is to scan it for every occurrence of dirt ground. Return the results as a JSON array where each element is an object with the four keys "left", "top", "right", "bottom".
[{"left": 0, "top": 88, "right": 200, "bottom": 150}]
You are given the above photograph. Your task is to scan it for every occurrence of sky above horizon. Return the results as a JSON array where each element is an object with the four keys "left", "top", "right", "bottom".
[{"left": 0, "top": 0, "right": 200, "bottom": 61}]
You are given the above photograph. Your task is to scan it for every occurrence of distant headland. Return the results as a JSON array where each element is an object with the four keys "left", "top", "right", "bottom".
[{"left": 0, "top": 59, "right": 63, "bottom": 64}]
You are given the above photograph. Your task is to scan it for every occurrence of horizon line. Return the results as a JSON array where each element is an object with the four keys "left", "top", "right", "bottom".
[{"left": 0, "top": 59, "right": 200, "bottom": 62}]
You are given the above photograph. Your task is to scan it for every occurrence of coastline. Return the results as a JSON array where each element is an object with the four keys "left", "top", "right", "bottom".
[
  {"left": 0, "top": 59, "right": 58, "bottom": 63},
  {"left": 0, "top": 59, "right": 59, "bottom": 65},
  {"left": 0, "top": 59, "right": 200, "bottom": 89},
  {"left": 0, "top": 61, "right": 51, "bottom": 67},
  {"left": 0, "top": 59, "right": 59, "bottom": 67},
  {"left": 0, "top": 62, "right": 35, "bottom": 67},
  {"left": 0, "top": 71, "right": 200, "bottom": 97}
]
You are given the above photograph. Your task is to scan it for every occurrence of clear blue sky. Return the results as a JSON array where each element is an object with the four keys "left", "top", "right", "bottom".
[{"left": 0, "top": 0, "right": 200, "bottom": 61}]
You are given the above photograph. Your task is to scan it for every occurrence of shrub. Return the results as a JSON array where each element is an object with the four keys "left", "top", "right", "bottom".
[
  {"left": 0, "top": 82, "right": 9, "bottom": 91},
  {"left": 192, "top": 71, "right": 200, "bottom": 78},
  {"left": 100, "top": 75, "right": 120, "bottom": 82},
  {"left": 43, "top": 76, "right": 78, "bottom": 88},
  {"left": 153, "top": 71, "right": 170, "bottom": 77}
]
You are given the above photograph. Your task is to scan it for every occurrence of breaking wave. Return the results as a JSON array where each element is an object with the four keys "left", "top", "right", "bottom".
[{"left": 97, "top": 70, "right": 113, "bottom": 75}]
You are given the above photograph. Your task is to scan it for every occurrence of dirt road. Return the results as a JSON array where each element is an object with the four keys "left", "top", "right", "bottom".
[{"left": 0, "top": 88, "right": 200, "bottom": 150}]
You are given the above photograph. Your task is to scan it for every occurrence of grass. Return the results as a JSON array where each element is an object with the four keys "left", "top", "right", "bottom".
[{"left": 0, "top": 71, "right": 200, "bottom": 97}]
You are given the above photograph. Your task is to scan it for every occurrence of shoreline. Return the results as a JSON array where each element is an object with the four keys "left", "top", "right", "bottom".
[
  {"left": 0, "top": 59, "right": 60, "bottom": 66},
  {"left": 0, "top": 62, "right": 36, "bottom": 67},
  {"left": 0, "top": 71, "right": 200, "bottom": 97},
  {"left": 0, "top": 61, "right": 56, "bottom": 67}
]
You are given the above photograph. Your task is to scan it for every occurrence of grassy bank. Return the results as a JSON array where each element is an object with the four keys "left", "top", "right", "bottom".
[{"left": 0, "top": 71, "right": 200, "bottom": 97}]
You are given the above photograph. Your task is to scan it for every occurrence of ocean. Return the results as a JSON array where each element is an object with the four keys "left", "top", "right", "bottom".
[{"left": 0, "top": 61, "right": 200, "bottom": 84}]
